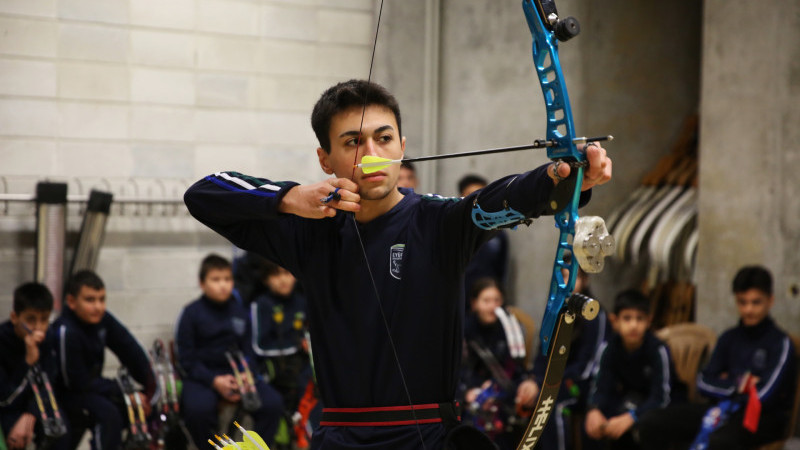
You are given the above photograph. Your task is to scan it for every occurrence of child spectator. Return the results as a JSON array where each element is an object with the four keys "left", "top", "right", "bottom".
[
  {"left": 460, "top": 277, "right": 527, "bottom": 449},
  {"left": 0, "top": 282, "right": 67, "bottom": 450},
  {"left": 517, "top": 265, "right": 610, "bottom": 450},
  {"left": 250, "top": 260, "right": 311, "bottom": 419},
  {"left": 638, "top": 265, "right": 797, "bottom": 449},
  {"left": 584, "top": 289, "right": 682, "bottom": 449},
  {"left": 53, "top": 270, "right": 155, "bottom": 450},
  {"left": 175, "top": 254, "right": 282, "bottom": 448},
  {"left": 397, "top": 161, "right": 418, "bottom": 190}
]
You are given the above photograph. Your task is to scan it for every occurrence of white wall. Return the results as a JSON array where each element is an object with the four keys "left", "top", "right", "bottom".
[{"left": 0, "top": 0, "right": 377, "bottom": 364}]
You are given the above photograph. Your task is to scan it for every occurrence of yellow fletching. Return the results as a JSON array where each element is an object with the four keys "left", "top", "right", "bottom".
[
  {"left": 358, "top": 156, "right": 394, "bottom": 174},
  {"left": 234, "top": 430, "right": 268, "bottom": 450}
]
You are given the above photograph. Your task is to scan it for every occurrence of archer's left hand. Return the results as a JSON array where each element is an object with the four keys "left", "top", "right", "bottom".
[{"left": 549, "top": 143, "right": 612, "bottom": 191}]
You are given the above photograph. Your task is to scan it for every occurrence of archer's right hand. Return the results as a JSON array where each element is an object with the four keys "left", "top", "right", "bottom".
[{"left": 279, "top": 178, "right": 361, "bottom": 218}]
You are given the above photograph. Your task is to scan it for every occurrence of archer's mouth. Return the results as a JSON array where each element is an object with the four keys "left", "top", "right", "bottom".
[{"left": 361, "top": 171, "right": 388, "bottom": 182}]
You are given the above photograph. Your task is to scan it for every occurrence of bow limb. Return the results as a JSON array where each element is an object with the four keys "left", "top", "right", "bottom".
[
  {"left": 517, "top": 1, "right": 614, "bottom": 449},
  {"left": 523, "top": 0, "right": 583, "bottom": 357}
]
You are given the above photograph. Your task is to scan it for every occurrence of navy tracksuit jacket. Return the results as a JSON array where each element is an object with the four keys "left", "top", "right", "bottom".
[
  {"left": 697, "top": 316, "right": 795, "bottom": 413},
  {"left": 175, "top": 295, "right": 282, "bottom": 448},
  {"left": 184, "top": 166, "right": 589, "bottom": 449},
  {"left": 52, "top": 308, "right": 155, "bottom": 450}
]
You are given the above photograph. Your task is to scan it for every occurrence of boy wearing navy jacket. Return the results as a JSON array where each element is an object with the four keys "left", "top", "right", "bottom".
[
  {"left": 639, "top": 265, "right": 796, "bottom": 449},
  {"left": 53, "top": 270, "right": 155, "bottom": 450},
  {"left": 0, "top": 283, "right": 66, "bottom": 450},
  {"left": 584, "top": 289, "right": 682, "bottom": 450},
  {"left": 251, "top": 260, "right": 311, "bottom": 416},
  {"left": 183, "top": 79, "right": 613, "bottom": 449},
  {"left": 175, "top": 254, "right": 282, "bottom": 448}
]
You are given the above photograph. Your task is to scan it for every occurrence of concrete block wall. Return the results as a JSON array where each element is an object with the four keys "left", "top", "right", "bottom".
[{"left": 0, "top": 0, "right": 376, "bottom": 380}]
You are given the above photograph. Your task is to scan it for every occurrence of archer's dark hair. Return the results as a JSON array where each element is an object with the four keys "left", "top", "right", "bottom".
[
  {"left": 458, "top": 174, "right": 488, "bottom": 195},
  {"left": 469, "top": 277, "right": 505, "bottom": 303},
  {"left": 732, "top": 265, "right": 772, "bottom": 296},
  {"left": 66, "top": 270, "right": 105, "bottom": 298},
  {"left": 13, "top": 282, "right": 54, "bottom": 314},
  {"left": 311, "top": 79, "right": 402, "bottom": 153},
  {"left": 199, "top": 254, "right": 232, "bottom": 282},
  {"left": 613, "top": 289, "right": 650, "bottom": 315}
]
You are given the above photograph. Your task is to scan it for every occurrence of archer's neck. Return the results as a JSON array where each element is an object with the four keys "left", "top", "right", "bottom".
[{"left": 354, "top": 188, "right": 404, "bottom": 223}]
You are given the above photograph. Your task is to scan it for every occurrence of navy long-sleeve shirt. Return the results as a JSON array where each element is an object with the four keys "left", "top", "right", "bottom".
[
  {"left": 0, "top": 321, "right": 56, "bottom": 418},
  {"left": 52, "top": 308, "right": 155, "bottom": 399},
  {"left": 588, "top": 331, "right": 678, "bottom": 420},
  {"left": 175, "top": 295, "right": 254, "bottom": 387},
  {"left": 697, "top": 316, "right": 795, "bottom": 413},
  {"left": 184, "top": 167, "right": 587, "bottom": 410}
]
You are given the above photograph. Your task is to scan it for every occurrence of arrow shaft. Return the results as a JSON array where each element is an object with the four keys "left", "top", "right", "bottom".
[{"left": 356, "top": 135, "right": 611, "bottom": 169}]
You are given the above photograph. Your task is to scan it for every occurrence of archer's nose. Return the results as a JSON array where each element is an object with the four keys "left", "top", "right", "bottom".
[{"left": 361, "top": 138, "right": 378, "bottom": 156}]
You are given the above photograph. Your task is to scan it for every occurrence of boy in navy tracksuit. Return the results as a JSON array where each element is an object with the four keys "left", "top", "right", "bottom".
[
  {"left": 0, "top": 283, "right": 67, "bottom": 450},
  {"left": 639, "top": 266, "right": 797, "bottom": 449},
  {"left": 53, "top": 270, "right": 155, "bottom": 450},
  {"left": 183, "top": 79, "right": 613, "bottom": 449},
  {"left": 584, "top": 289, "right": 682, "bottom": 450},
  {"left": 250, "top": 260, "right": 311, "bottom": 417},
  {"left": 175, "top": 254, "right": 282, "bottom": 448}
]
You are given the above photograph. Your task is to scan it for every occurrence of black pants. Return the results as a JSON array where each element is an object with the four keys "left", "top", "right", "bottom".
[{"left": 637, "top": 403, "right": 789, "bottom": 450}]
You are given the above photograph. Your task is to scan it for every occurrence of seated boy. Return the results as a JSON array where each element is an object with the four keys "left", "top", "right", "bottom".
[
  {"left": 251, "top": 260, "right": 312, "bottom": 417},
  {"left": 0, "top": 282, "right": 67, "bottom": 450},
  {"left": 175, "top": 254, "right": 282, "bottom": 448},
  {"left": 584, "top": 289, "right": 682, "bottom": 450},
  {"left": 638, "top": 265, "right": 797, "bottom": 449},
  {"left": 53, "top": 270, "right": 155, "bottom": 450}
]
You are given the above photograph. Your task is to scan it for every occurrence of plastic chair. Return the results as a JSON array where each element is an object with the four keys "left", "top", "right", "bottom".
[{"left": 655, "top": 322, "right": 717, "bottom": 402}]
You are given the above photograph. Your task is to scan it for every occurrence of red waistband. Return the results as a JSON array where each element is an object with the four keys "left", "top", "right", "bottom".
[{"left": 320, "top": 402, "right": 459, "bottom": 427}]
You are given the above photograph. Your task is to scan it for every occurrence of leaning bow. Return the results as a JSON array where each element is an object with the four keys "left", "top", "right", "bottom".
[{"left": 516, "top": 1, "right": 615, "bottom": 449}]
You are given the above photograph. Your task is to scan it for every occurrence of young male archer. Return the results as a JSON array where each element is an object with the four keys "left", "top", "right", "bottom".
[{"left": 184, "top": 79, "right": 612, "bottom": 449}]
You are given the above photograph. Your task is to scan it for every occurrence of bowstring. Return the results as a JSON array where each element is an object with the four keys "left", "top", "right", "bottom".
[{"left": 349, "top": 1, "right": 428, "bottom": 448}]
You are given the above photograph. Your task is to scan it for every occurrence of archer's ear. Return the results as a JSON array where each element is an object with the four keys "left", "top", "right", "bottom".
[
  {"left": 317, "top": 147, "right": 334, "bottom": 175},
  {"left": 401, "top": 136, "right": 406, "bottom": 154}
]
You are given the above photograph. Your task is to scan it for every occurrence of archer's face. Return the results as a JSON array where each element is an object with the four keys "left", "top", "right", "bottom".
[{"left": 318, "top": 105, "right": 406, "bottom": 201}]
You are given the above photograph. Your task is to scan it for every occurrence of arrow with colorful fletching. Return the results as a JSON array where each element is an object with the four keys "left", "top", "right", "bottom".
[
  {"left": 354, "top": 135, "right": 613, "bottom": 174},
  {"left": 206, "top": 421, "right": 269, "bottom": 450}
]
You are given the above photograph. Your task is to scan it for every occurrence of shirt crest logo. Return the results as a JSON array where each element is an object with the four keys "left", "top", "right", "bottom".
[{"left": 389, "top": 244, "right": 405, "bottom": 280}]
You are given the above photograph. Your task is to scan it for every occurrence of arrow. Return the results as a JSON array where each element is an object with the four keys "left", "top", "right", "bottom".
[
  {"left": 354, "top": 135, "right": 613, "bottom": 174},
  {"left": 233, "top": 421, "right": 269, "bottom": 450}
]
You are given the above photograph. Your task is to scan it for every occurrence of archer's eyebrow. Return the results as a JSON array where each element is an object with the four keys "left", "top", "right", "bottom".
[{"left": 338, "top": 125, "right": 395, "bottom": 138}]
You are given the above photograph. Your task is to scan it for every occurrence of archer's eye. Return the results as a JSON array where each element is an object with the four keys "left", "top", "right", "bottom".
[{"left": 378, "top": 134, "right": 393, "bottom": 143}]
